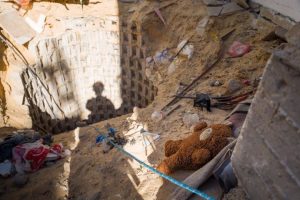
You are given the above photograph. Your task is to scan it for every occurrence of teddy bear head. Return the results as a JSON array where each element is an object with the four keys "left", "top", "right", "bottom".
[{"left": 193, "top": 122, "right": 232, "bottom": 141}]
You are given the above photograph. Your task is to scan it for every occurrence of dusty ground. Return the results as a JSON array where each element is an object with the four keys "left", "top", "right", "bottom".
[{"left": 0, "top": 0, "right": 281, "bottom": 199}]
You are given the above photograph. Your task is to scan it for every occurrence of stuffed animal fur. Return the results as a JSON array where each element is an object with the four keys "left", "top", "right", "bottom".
[{"left": 157, "top": 122, "right": 232, "bottom": 174}]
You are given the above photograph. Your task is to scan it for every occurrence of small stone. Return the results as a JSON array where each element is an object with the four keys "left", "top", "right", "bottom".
[
  {"left": 13, "top": 174, "right": 29, "bottom": 188},
  {"left": 227, "top": 79, "right": 243, "bottom": 93},
  {"left": 209, "top": 80, "right": 222, "bottom": 87}
]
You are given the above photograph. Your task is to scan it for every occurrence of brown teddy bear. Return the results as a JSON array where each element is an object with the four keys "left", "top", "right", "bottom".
[{"left": 157, "top": 122, "right": 232, "bottom": 174}]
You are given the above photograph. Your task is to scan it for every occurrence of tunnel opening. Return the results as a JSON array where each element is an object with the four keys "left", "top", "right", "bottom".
[{"left": 20, "top": 16, "right": 157, "bottom": 134}]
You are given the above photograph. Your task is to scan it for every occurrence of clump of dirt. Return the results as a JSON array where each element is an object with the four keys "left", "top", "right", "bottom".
[{"left": 0, "top": 0, "right": 282, "bottom": 199}]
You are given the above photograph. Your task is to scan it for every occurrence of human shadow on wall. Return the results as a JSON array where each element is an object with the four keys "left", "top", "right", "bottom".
[{"left": 86, "top": 82, "right": 118, "bottom": 124}]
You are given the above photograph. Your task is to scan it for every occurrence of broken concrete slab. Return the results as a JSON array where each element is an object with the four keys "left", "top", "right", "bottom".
[
  {"left": 274, "top": 26, "right": 287, "bottom": 41},
  {"left": 232, "top": 43, "right": 300, "bottom": 199},
  {"left": 260, "top": 7, "right": 295, "bottom": 30},
  {"left": 0, "top": 11, "right": 36, "bottom": 45},
  {"left": 203, "top": 0, "right": 226, "bottom": 6},
  {"left": 196, "top": 16, "right": 210, "bottom": 35},
  {"left": 220, "top": 2, "right": 244, "bottom": 15},
  {"left": 206, "top": 6, "right": 223, "bottom": 17},
  {"left": 232, "top": 0, "right": 249, "bottom": 9},
  {"left": 285, "top": 23, "right": 300, "bottom": 48},
  {"left": 253, "top": 0, "right": 300, "bottom": 22}
]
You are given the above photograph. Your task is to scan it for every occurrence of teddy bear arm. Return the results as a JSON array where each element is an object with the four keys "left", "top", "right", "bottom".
[
  {"left": 193, "top": 122, "right": 208, "bottom": 132},
  {"left": 157, "top": 153, "right": 183, "bottom": 174},
  {"left": 191, "top": 148, "right": 211, "bottom": 168},
  {"left": 165, "top": 139, "right": 183, "bottom": 157}
]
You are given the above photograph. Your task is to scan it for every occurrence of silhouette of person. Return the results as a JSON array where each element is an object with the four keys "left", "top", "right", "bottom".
[{"left": 86, "top": 82, "right": 116, "bottom": 123}]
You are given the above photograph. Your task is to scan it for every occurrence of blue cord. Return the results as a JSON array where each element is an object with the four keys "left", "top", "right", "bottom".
[{"left": 93, "top": 127, "right": 215, "bottom": 200}]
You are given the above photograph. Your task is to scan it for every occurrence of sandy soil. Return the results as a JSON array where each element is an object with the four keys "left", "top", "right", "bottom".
[{"left": 0, "top": 0, "right": 281, "bottom": 199}]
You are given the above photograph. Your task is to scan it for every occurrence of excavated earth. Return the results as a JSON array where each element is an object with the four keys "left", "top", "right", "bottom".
[{"left": 0, "top": 0, "right": 281, "bottom": 199}]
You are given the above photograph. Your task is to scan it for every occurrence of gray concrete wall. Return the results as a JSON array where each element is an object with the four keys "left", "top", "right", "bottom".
[
  {"left": 252, "top": 0, "right": 300, "bottom": 22},
  {"left": 232, "top": 41, "right": 300, "bottom": 199}
]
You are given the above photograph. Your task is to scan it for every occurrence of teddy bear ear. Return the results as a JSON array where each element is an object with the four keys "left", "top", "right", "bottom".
[{"left": 193, "top": 122, "right": 208, "bottom": 132}]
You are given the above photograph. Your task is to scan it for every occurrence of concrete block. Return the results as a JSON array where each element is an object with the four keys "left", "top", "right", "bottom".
[
  {"left": 253, "top": 0, "right": 300, "bottom": 22},
  {"left": 260, "top": 7, "right": 295, "bottom": 30},
  {"left": 221, "top": 2, "right": 244, "bottom": 15},
  {"left": 232, "top": 44, "right": 300, "bottom": 199},
  {"left": 285, "top": 23, "right": 300, "bottom": 48}
]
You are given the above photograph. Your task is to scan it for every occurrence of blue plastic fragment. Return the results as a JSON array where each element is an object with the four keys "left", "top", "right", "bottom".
[{"left": 95, "top": 134, "right": 105, "bottom": 144}]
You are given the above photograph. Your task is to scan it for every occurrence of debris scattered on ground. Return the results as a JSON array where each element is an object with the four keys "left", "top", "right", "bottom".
[
  {"left": 177, "top": 40, "right": 194, "bottom": 59},
  {"left": 205, "top": 1, "right": 244, "bottom": 17},
  {"left": 210, "top": 80, "right": 222, "bottom": 87},
  {"left": 207, "top": 6, "right": 223, "bottom": 17},
  {"left": 213, "top": 155, "right": 237, "bottom": 192},
  {"left": 0, "top": 130, "right": 52, "bottom": 162},
  {"left": 182, "top": 113, "right": 200, "bottom": 128},
  {"left": 95, "top": 126, "right": 127, "bottom": 153},
  {"left": 227, "top": 41, "right": 251, "bottom": 57},
  {"left": 286, "top": 23, "right": 300, "bottom": 48},
  {"left": 196, "top": 16, "right": 210, "bottom": 36},
  {"left": 13, "top": 140, "right": 65, "bottom": 173},
  {"left": 157, "top": 122, "right": 232, "bottom": 174},
  {"left": 0, "top": 160, "right": 13, "bottom": 177},
  {"left": 153, "top": 49, "right": 171, "bottom": 65},
  {"left": 154, "top": 8, "right": 167, "bottom": 26},
  {"left": 0, "top": 0, "right": 283, "bottom": 199},
  {"left": 227, "top": 79, "right": 243, "bottom": 93},
  {"left": 203, "top": 0, "right": 226, "bottom": 6},
  {"left": 221, "top": 2, "right": 244, "bottom": 15},
  {"left": 151, "top": 110, "right": 165, "bottom": 122}
]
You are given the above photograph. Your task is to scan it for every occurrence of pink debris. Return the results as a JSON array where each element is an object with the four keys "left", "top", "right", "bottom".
[
  {"left": 242, "top": 79, "right": 251, "bottom": 86},
  {"left": 228, "top": 41, "right": 251, "bottom": 57}
]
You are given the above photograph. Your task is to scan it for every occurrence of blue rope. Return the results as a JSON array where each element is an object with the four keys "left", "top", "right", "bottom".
[{"left": 93, "top": 127, "right": 215, "bottom": 200}]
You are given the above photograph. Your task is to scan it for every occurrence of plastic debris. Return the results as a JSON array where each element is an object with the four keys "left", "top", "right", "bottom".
[
  {"left": 12, "top": 140, "right": 64, "bottom": 173},
  {"left": 153, "top": 49, "right": 170, "bottom": 65},
  {"left": 183, "top": 113, "right": 200, "bottom": 128},
  {"left": 167, "top": 58, "right": 181, "bottom": 75},
  {"left": 177, "top": 40, "right": 194, "bottom": 59},
  {"left": 0, "top": 130, "right": 52, "bottom": 163},
  {"left": 242, "top": 79, "right": 251, "bottom": 86},
  {"left": 140, "top": 129, "right": 160, "bottom": 146},
  {"left": 227, "top": 41, "right": 251, "bottom": 57},
  {"left": 0, "top": 160, "right": 13, "bottom": 177},
  {"left": 151, "top": 111, "right": 165, "bottom": 122},
  {"left": 64, "top": 149, "right": 71, "bottom": 157}
]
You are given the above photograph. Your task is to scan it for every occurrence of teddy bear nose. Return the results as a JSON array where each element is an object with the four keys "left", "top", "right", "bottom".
[{"left": 199, "top": 128, "right": 212, "bottom": 141}]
